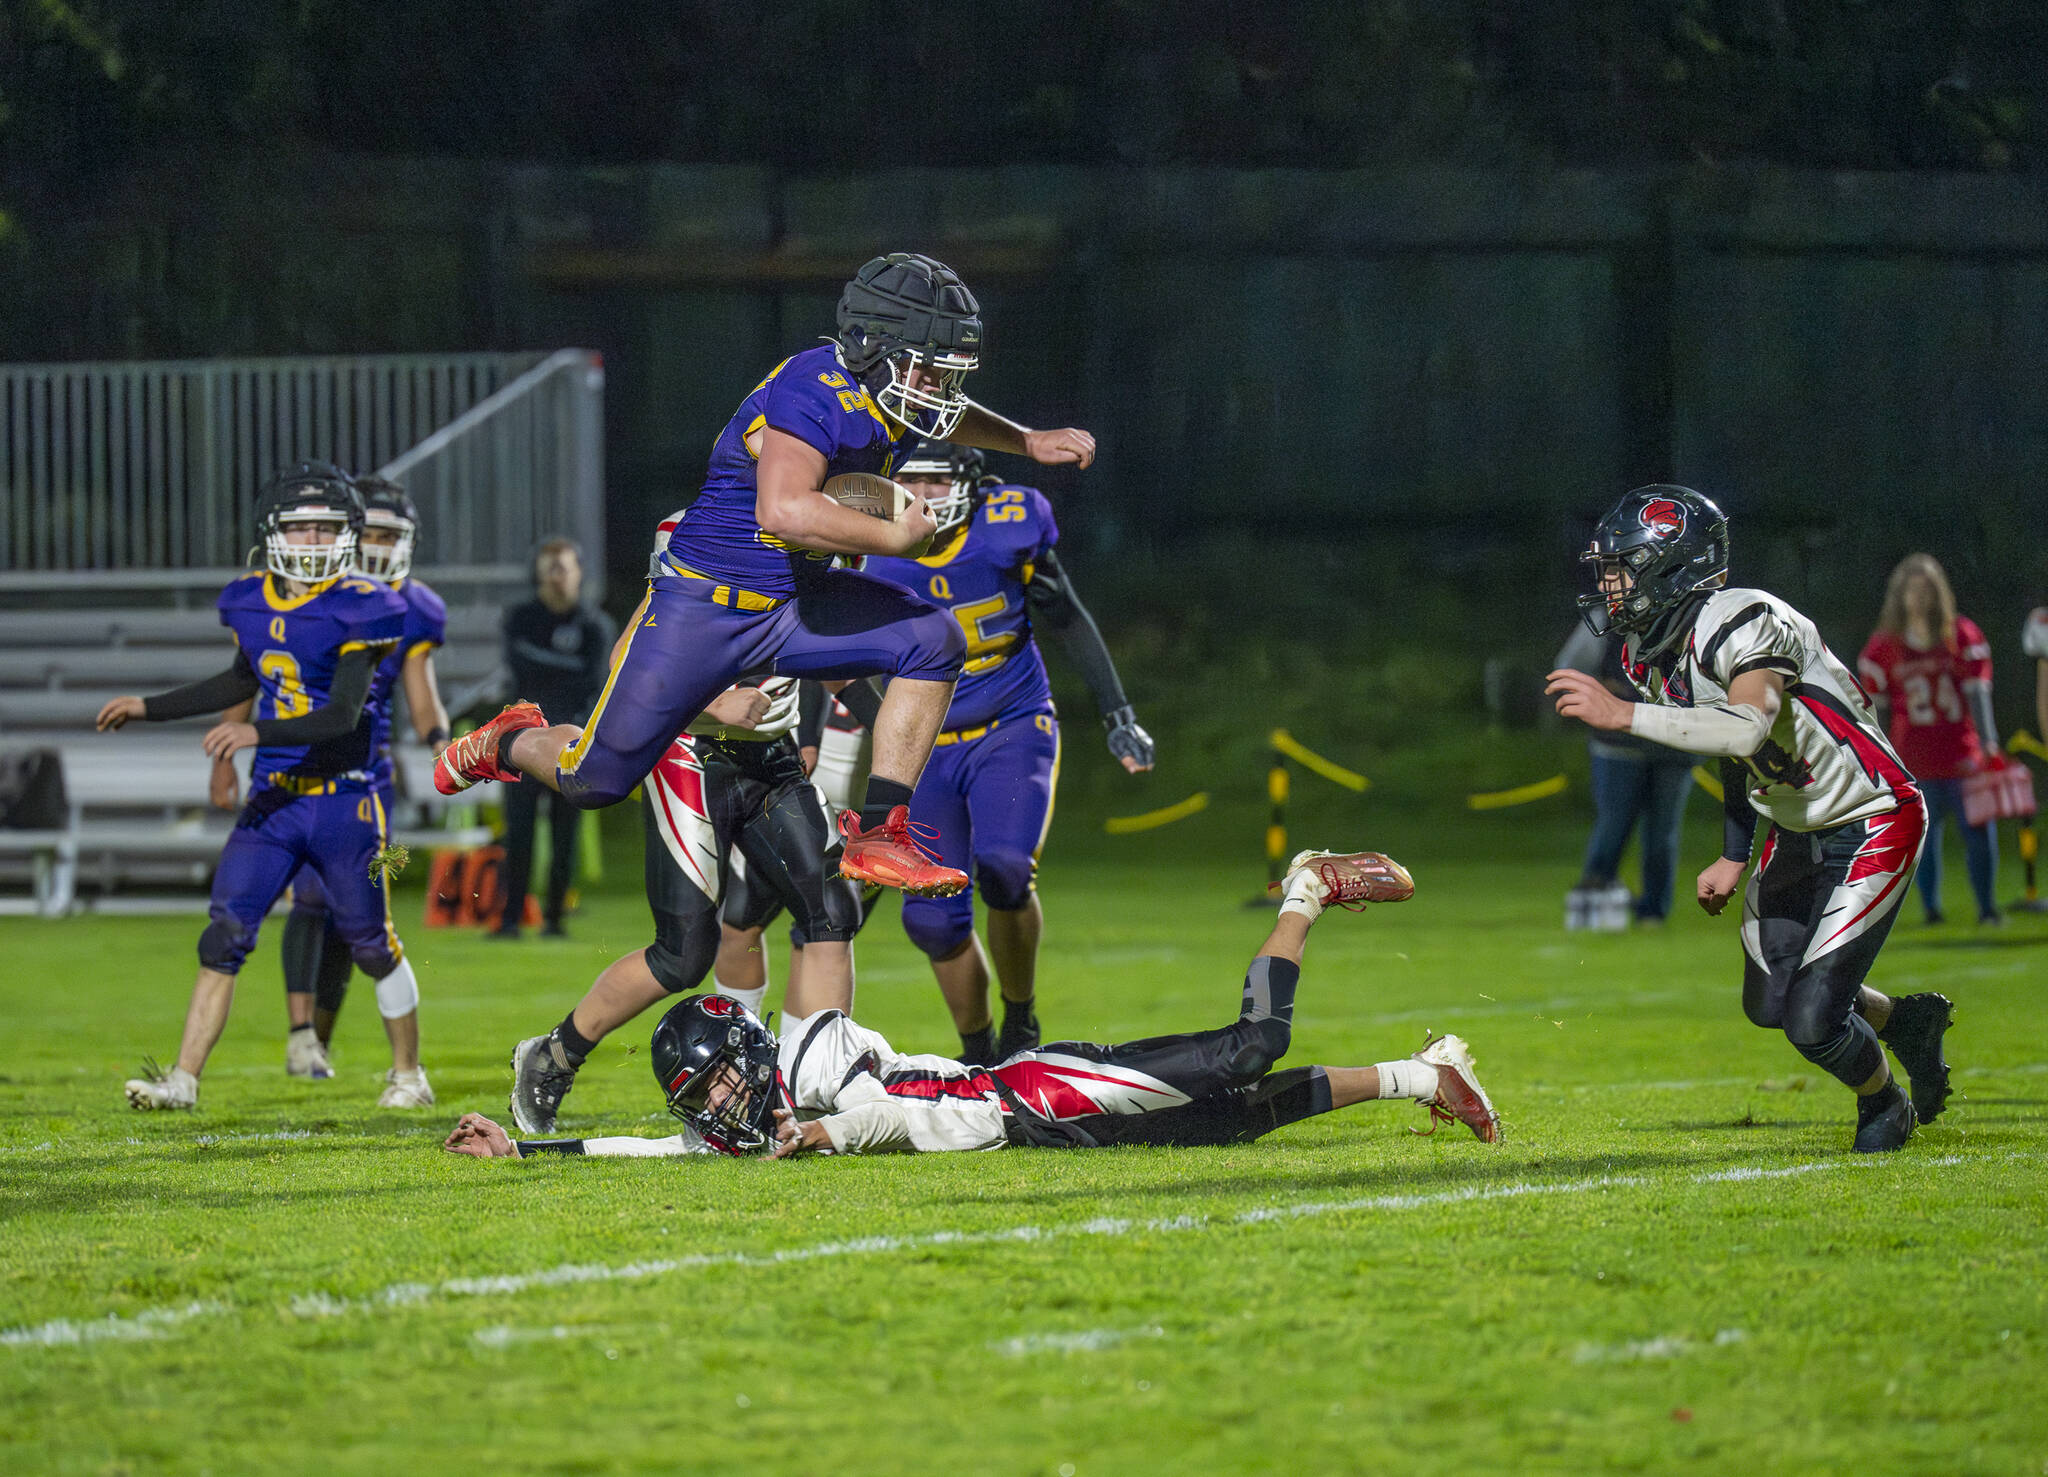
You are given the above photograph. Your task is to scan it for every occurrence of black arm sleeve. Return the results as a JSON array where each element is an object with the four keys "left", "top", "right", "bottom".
[
  {"left": 516, "top": 1138, "right": 587, "bottom": 1157},
  {"left": 835, "top": 676, "right": 885, "bottom": 731},
  {"left": 1719, "top": 758, "right": 1757, "bottom": 863},
  {"left": 142, "top": 650, "right": 262, "bottom": 721},
  {"left": 796, "top": 681, "right": 827, "bottom": 751},
  {"left": 248, "top": 646, "right": 377, "bottom": 746},
  {"left": 1022, "top": 547, "right": 1128, "bottom": 719}
]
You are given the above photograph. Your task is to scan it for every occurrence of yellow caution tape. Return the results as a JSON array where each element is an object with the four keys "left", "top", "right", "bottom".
[
  {"left": 1692, "top": 765, "right": 1724, "bottom": 802},
  {"left": 1269, "top": 729, "right": 1369, "bottom": 791},
  {"left": 2009, "top": 731, "right": 2048, "bottom": 762},
  {"left": 1466, "top": 774, "right": 1569, "bottom": 810},
  {"left": 1104, "top": 791, "right": 1211, "bottom": 834}
]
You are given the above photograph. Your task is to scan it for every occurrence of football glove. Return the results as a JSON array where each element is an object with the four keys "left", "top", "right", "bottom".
[{"left": 1104, "top": 706, "right": 1155, "bottom": 770}]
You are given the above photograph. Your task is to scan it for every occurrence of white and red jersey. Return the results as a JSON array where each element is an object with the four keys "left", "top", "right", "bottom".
[
  {"left": 1623, "top": 587, "right": 1916, "bottom": 833},
  {"left": 775, "top": 1011, "right": 1195, "bottom": 1154},
  {"left": 2025, "top": 608, "right": 2048, "bottom": 663},
  {"left": 1856, "top": 617, "right": 1993, "bottom": 780}
]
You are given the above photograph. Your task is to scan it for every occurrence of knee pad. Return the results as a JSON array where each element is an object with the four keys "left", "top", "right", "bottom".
[
  {"left": 646, "top": 914, "right": 717, "bottom": 994},
  {"left": 1780, "top": 989, "right": 1842, "bottom": 1049},
  {"left": 790, "top": 875, "right": 864, "bottom": 946},
  {"left": 370, "top": 958, "right": 419, "bottom": 1019},
  {"left": 973, "top": 849, "right": 1036, "bottom": 912},
  {"left": 1224, "top": 1019, "right": 1289, "bottom": 1082},
  {"left": 897, "top": 609, "right": 967, "bottom": 681},
  {"left": 902, "top": 894, "right": 974, "bottom": 960},
  {"left": 348, "top": 938, "right": 403, "bottom": 984},
  {"left": 198, "top": 915, "right": 257, "bottom": 974}
]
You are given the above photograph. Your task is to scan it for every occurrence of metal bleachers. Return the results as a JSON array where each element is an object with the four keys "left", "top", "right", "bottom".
[
  {"left": 0, "top": 584, "right": 509, "bottom": 915},
  {"left": 0, "top": 346, "right": 602, "bottom": 912}
]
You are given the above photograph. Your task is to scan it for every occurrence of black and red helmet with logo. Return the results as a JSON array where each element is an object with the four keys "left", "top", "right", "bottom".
[
  {"left": 1579, "top": 484, "right": 1729, "bottom": 653},
  {"left": 649, "top": 994, "right": 784, "bottom": 1155}
]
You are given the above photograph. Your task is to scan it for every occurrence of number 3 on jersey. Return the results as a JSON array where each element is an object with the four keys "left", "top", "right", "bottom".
[{"left": 259, "top": 650, "right": 312, "bottom": 718}]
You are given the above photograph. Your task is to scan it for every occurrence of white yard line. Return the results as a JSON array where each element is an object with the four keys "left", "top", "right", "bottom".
[{"left": 0, "top": 1151, "right": 1997, "bottom": 1353}]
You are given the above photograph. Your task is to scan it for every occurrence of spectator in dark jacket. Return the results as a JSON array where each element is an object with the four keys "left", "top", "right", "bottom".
[
  {"left": 494, "top": 538, "right": 615, "bottom": 937},
  {"left": 1557, "top": 623, "right": 1697, "bottom": 928}
]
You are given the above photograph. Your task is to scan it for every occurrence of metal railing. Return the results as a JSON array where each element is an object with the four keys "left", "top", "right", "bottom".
[{"left": 0, "top": 350, "right": 605, "bottom": 592}]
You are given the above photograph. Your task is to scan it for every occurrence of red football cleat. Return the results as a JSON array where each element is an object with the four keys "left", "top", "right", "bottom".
[
  {"left": 1270, "top": 849, "right": 1415, "bottom": 908},
  {"left": 1413, "top": 1033, "right": 1501, "bottom": 1144},
  {"left": 837, "top": 806, "right": 969, "bottom": 897},
  {"left": 434, "top": 701, "right": 547, "bottom": 795}
]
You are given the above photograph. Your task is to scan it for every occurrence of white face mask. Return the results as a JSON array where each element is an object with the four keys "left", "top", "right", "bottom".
[
  {"left": 264, "top": 513, "right": 357, "bottom": 584},
  {"left": 356, "top": 511, "right": 417, "bottom": 582},
  {"left": 873, "top": 347, "right": 977, "bottom": 439}
]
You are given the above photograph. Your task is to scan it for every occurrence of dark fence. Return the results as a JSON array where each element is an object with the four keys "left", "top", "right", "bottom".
[{"left": 5, "top": 154, "right": 2044, "bottom": 658}]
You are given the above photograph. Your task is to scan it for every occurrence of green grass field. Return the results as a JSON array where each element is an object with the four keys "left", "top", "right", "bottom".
[{"left": 2, "top": 789, "right": 2045, "bottom": 1474}]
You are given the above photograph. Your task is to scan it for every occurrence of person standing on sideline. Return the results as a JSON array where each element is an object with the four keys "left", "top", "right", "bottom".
[
  {"left": 1858, "top": 554, "right": 2004, "bottom": 926},
  {"left": 497, "top": 539, "right": 615, "bottom": 938},
  {"left": 1555, "top": 622, "right": 1695, "bottom": 928}
]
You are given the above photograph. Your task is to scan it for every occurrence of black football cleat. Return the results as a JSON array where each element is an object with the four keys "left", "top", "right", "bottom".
[
  {"left": 509, "top": 1032, "right": 580, "bottom": 1135},
  {"left": 996, "top": 1009, "right": 1041, "bottom": 1063},
  {"left": 1881, "top": 992, "right": 1955, "bottom": 1124},
  {"left": 1852, "top": 1082, "right": 1917, "bottom": 1154}
]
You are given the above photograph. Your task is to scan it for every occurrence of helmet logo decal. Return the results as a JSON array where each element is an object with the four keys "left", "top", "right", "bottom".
[
  {"left": 1639, "top": 498, "right": 1685, "bottom": 538},
  {"left": 701, "top": 995, "right": 736, "bottom": 1017}
]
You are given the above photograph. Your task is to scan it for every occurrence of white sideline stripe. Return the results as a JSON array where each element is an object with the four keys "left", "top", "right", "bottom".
[
  {"left": 0, "top": 1153, "right": 1987, "bottom": 1352},
  {"left": 0, "top": 1301, "right": 226, "bottom": 1348},
  {"left": 1575, "top": 1328, "right": 1746, "bottom": 1364},
  {"left": 991, "top": 1326, "right": 1165, "bottom": 1356}
]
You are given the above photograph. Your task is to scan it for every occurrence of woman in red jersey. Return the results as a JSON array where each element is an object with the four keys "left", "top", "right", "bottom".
[{"left": 1858, "top": 555, "right": 2004, "bottom": 925}]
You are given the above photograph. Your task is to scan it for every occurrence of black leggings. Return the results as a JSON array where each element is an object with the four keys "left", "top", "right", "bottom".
[
  {"left": 1741, "top": 802, "right": 1923, "bottom": 1089},
  {"left": 643, "top": 737, "right": 864, "bottom": 992}
]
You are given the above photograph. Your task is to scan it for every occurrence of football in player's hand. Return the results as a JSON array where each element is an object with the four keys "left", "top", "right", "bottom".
[
  {"left": 821, "top": 474, "right": 934, "bottom": 557},
  {"left": 820, "top": 473, "right": 910, "bottom": 521}
]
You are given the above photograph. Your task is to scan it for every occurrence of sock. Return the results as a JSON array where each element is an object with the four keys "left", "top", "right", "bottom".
[
  {"left": 496, "top": 726, "right": 524, "bottom": 780},
  {"left": 714, "top": 980, "right": 768, "bottom": 1017},
  {"left": 859, "top": 777, "right": 915, "bottom": 831},
  {"left": 1372, "top": 1059, "right": 1440, "bottom": 1101},
  {"left": 555, "top": 1011, "right": 597, "bottom": 1066},
  {"left": 1002, "top": 995, "right": 1037, "bottom": 1026},
  {"left": 959, "top": 1025, "right": 996, "bottom": 1064},
  {"left": 289, "top": 1022, "right": 316, "bottom": 1037},
  {"left": 1278, "top": 869, "right": 1325, "bottom": 923},
  {"left": 1239, "top": 956, "right": 1300, "bottom": 1027},
  {"left": 168, "top": 1066, "right": 199, "bottom": 1096}
]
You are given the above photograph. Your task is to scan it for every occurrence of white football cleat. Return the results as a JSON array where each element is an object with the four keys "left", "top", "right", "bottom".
[
  {"left": 1413, "top": 1033, "right": 1501, "bottom": 1143},
  {"left": 378, "top": 1066, "right": 435, "bottom": 1109},
  {"left": 286, "top": 1031, "right": 334, "bottom": 1081},
  {"left": 125, "top": 1062, "right": 198, "bottom": 1112}
]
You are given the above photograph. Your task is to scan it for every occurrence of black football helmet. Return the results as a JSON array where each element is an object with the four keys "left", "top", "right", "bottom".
[
  {"left": 835, "top": 253, "right": 982, "bottom": 439},
  {"left": 895, "top": 439, "right": 989, "bottom": 538},
  {"left": 1579, "top": 485, "right": 1729, "bottom": 654},
  {"left": 352, "top": 474, "right": 421, "bottom": 583},
  {"left": 650, "top": 994, "right": 784, "bottom": 1156},
  {"left": 256, "top": 461, "right": 362, "bottom": 584}
]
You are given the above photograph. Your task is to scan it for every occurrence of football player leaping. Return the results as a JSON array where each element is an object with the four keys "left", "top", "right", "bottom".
[
  {"left": 863, "top": 440, "right": 1154, "bottom": 1064},
  {"left": 434, "top": 255, "right": 1099, "bottom": 1024},
  {"left": 99, "top": 465, "right": 431, "bottom": 1110},
  {"left": 446, "top": 849, "right": 1499, "bottom": 1159},
  {"left": 1547, "top": 486, "right": 1953, "bottom": 1153}
]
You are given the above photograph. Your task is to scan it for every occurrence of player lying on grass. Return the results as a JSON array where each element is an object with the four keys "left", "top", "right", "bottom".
[
  {"left": 1547, "top": 486, "right": 1953, "bottom": 1154},
  {"left": 443, "top": 848, "right": 1503, "bottom": 1159},
  {"left": 435, "top": 253, "right": 1098, "bottom": 915},
  {"left": 99, "top": 464, "right": 432, "bottom": 1111}
]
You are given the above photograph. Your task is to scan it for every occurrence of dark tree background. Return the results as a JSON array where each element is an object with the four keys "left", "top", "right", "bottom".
[{"left": 5, "top": 0, "right": 2043, "bottom": 226}]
